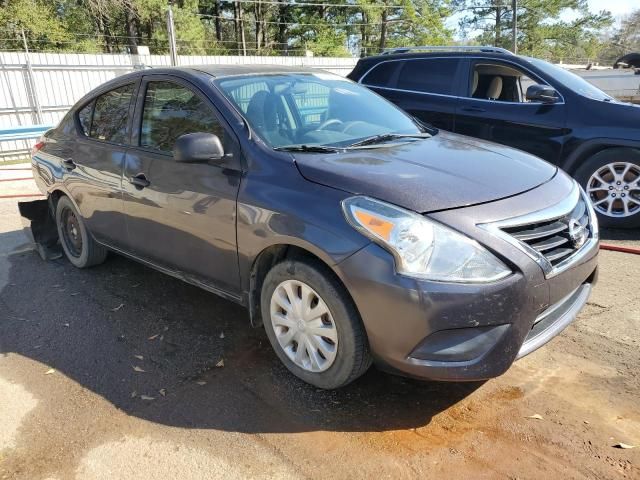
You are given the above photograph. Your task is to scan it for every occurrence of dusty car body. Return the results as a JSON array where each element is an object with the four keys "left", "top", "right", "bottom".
[{"left": 24, "top": 65, "right": 598, "bottom": 388}]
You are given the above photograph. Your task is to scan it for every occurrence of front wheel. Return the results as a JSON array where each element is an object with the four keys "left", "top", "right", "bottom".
[
  {"left": 55, "top": 195, "right": 108, "bottom": 268},
  {"left": 574, "top": 148, "right": 640, "bottom": 229},
  {"left": 261, "top": 259, "right": 371, "bottom": 389}
]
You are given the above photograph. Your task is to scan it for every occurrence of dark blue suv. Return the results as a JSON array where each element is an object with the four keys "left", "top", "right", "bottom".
[{"left": 348, "top": 46, "right": 640, "bottom": 229}]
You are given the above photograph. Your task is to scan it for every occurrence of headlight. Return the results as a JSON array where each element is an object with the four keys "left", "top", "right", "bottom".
[{"left": 342, "top": 196, "right": 511, "bottom": 283}]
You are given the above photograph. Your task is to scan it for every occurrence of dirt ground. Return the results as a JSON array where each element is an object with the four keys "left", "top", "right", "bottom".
[{"left": 1, "top": 165, "right": 639, "bottom": 480}]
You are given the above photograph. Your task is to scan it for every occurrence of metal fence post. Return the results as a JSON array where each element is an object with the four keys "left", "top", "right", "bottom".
[{"left": 21, "top": 29, "right": 44, "bottom": 125}]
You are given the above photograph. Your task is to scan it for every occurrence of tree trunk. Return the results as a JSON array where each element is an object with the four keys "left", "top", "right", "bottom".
[
  {"left": 495, "top": 1, "right": 502, "bottom": 46},
  {"left": 277, "top": 0, "right": 288, "bottom": 54},
  {"left": 360, "top": 10, "right": 368, "bottom": 56},
  {"left": 123, "top": 0, "right": 138, "bottom": 54},
  {"left": 214, "top": 0, "right": 222, "bottom": 42},
  {"left": 255, "top": 0, "right": 263, "bottom": 51},
  {"left": 379, "top": 7, "right": 388, "bottom": 53}
]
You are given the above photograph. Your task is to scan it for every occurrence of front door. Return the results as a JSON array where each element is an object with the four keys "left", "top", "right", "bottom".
[
  {"left": 454, "top": 59, "right": 567, "bottom": 164},
  {"left": 122, "top": 76, "right": 242, "bottom": 297}
]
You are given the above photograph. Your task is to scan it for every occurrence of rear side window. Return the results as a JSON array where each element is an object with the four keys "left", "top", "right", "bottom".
[
  {"left": 140, "top": 81, "right": 224, "bottom": 154},
  {"left": 361, "top": 61, "right": 400, "bottom": 88},
  {"left": 90, "top": 84, "right": 134, "bottom": 144},
  {"left": 396, "top": 59, "right": 460, "bottom": 95}
]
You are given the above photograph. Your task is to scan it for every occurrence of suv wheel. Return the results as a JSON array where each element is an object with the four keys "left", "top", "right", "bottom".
[
  {"left": 575, "top": 148, "right": 640, "bottom": 229},
  {"left": 261, "top": 259, "right": 371, "bottom": 389},
  {"left": 55, "top": 196, "right": 108, "bottom": 268}
]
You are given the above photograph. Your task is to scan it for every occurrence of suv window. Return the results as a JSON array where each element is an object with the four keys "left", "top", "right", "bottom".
[
  {"left": 362, "top": 61, "right": 400, "bottom": 88},
  {"left": 77, "top": 101, "right": 94, "bottom": 136},
  {"left": 89, "top": 84, "right": 134, "bottom": 143},
  {"left": 140, "top": 81, "right": 224, "bottom": 154},
  {"left": 396, "top": 59, "right": 460, "bottom": 95},
  {"left": 468, "top": 63, "right": 542, "bottom": 102}
]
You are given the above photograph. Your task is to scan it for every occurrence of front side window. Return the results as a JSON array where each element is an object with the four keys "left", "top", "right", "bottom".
[
  {"left": 90, "top": 84, "right": 134, "bottom": 143},
  {"left": 77, "top": 101, "right": 94, "bottom": 136},
  {"left": 216, "top": 72, "right": 422, "bottom": 148},
  {"left": 140, "top": 81, "right": 224, "bottom": 153},
  {"left": 468, "top": 63, "right": 541, "bottom": 102},
  {"left": 396, "top": 59, "right": 460, "bottom": 95}
]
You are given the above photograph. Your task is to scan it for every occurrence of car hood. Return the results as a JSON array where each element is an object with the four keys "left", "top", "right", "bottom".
[{"left": 294, "top": 131, "right": 557, "bottom": 213}]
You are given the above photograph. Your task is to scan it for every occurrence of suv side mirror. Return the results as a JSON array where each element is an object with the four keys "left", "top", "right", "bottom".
[
  {"left": 173, "top": 132, "right": 225, "bottom": 163},
  {"left": 526, "top": 84, "right": 560, "bottom": 104}
]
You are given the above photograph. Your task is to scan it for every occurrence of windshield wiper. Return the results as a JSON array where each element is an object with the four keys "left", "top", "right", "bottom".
[
  {"left": 273, "top": 144, "right": 341, "bottom": 153},
  {"left": 346, "top": 133, "right": 431, "bottom": 148}
]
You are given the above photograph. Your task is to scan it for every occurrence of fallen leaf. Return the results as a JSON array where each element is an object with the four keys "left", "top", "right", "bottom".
[
  {"left": 613, "top": 443, "right": 636, "bottom": 449},
  {"left": 163, "top": 326, "right": 169, "bottom": 331},
  {"left": 196, "top": 381, "right": 207, "bottom": 386},
  {"left": 63, "top": 323, "right": 70, "bottom": 327},
  {"left": 111, "top": 303, "right": 124, "bottom": 312},
  {"left": 132, "top": 283, "right": 140, "bottom": 288},
  {"left": 70, "top": 292, "right": 80, "bottom": 296},
  {"left": 140, "top": 395, "right": 155, "bottom": 401},
  {"left": 130, "top": 391, "right": 137, "bottom": 398},
  {"left": 526, "top": 414, "right": 543, "bottom": 420},
  {"left": 148, "top": 334, "right": 159, "bottom": 340},
  {"left": 134, "top": 355, "right": 144, "bottom": 361},
  {"left": 132, "top": 366, "right": 145, "bottom": 373},
  {"left": 44, "top": 368, "right": 55, "bottom": 375},
  {"left": 219, "top": 332, "right": 225, "bottom": 339},
  {"left": 215, "top": 359, "right": 224, "bottom": 368},
  {"left": 159, "top": 389, "right": 166, "bottom": 397}
]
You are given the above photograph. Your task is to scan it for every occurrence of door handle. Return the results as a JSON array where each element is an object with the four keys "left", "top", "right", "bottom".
[
  {"left": 461, "top": 106, "right": 486, "bottom": 113},
  {"left": 62, "top": 158, "right": 76, "bottom": 170},
  {"left": 129, "top": 173, "right": 150, "bottom": 189}
]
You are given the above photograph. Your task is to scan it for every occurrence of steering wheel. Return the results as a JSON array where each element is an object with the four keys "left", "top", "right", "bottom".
[
  {"left": 317, "top": 118, "right": 344, "bottom": 131},
  {"left": 341, "top": 121, "right": 368, "bottom": 134}
]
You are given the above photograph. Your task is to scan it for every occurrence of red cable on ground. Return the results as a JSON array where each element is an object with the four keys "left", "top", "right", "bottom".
[
  {"left": 600, "top": 243, "right": 640, "bottom": 255},
  {"left": 0, "top": 194, "right": 44, "bottom": 199},
  {"left": 0, "top": 168, "right": 32, "bottom": 171},
  {"left": 0, "top": 177, "right": 33, "bottom": 182}
]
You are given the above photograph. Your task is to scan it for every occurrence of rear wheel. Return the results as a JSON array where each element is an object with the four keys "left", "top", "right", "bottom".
[
  {"left": 574, "top": 148, "right": 640, "bottom": 229},
  {"left": 55, "top": 196, "right": 108, "bottom": 268},
  {"left": 261, "top": 259, "right": 371, "bottom": 389}
]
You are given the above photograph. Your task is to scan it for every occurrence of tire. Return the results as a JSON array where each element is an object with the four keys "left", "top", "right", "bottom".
[
  {"left": 574, "top": 148, "right": 640, "bottom": 229},
  {"left": 261, "top": 259, "right": 371, "bottom": 389},
  {"left": 55, "top": 195, "right": 108, "bottom": 268}
]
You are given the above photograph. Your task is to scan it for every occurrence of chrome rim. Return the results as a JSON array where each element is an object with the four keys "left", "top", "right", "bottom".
[
  {"left": 269, "top": 279, "right": 338, "bottom": 373},
  {"left": 587, "top": 162, "right": 640, "bottom": 218}
]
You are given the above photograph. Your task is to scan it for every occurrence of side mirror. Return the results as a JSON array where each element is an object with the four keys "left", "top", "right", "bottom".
[
  {"left": 173, "top": 132, "right": 225, "bottom": 163},
  {"left": 526, "top": 84, "right": 560, "bottom": 104}
]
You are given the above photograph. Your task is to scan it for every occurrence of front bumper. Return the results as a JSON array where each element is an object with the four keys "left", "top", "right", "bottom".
[{"left": 334, "top": 174, "right": 599, "bottom": 381}]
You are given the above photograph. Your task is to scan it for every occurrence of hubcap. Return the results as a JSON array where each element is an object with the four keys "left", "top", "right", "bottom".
[
  {"left": 587, "top": 162, "right": 640, "bottom": 218},
  {"left": 61, "top": 208, "right": 83, "bottom": 257},
  {"left": 269, "top": 279, "right": 338, "bottom": 373}
]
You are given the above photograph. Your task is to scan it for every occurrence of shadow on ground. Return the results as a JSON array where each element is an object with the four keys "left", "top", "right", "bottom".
[{"left": 0, "top": 229, "right": 481, "bottom": 435}]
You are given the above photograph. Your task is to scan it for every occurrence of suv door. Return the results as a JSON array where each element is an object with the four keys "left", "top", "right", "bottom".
[
  {"left": 67, "top": 81, "right": 138, "bottom": 247},
  {"left": 359, "top": 57, "right": 463, "bottom": 131},
  {"left": 122, "top": 75, "right": 243, "bottom": 297},
  {"left": 455, "top": 58, "right": 567, "bottom": 164}
]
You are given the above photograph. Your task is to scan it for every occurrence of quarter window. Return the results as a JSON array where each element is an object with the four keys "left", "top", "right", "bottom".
[
  {"left": 362, "top": 61, "right": 400, "bottom": 88},
  {"left": 140, "top": 81, "right": 224, "bottom": 154},
  {"left": 89, "top": 84, "right": 134, "bottom": 143},
  {"left": 396, "top": 59, "right": 460, "bottom": 95}
]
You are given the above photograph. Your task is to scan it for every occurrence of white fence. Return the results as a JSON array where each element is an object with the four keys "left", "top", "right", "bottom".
[{"left": 0, "top": 52, "right": 358, "bottom": 160}]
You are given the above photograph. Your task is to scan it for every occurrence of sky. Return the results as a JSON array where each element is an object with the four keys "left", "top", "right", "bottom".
[{"left": 586, "top": 0, "right": 636, "bottom": 18}]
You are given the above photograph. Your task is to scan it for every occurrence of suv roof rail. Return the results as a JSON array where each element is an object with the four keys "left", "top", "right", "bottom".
[{"left": 380, "top": 45, "right": 514, "bottom": 56}]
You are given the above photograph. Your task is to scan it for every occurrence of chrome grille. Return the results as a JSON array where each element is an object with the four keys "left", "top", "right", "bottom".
[{"left": 501, "top": 196, "right": 591, "bottom": 267}]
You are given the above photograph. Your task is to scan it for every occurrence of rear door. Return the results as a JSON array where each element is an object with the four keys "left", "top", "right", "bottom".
[
  {"left": 64, "top": 81, "right": 138, "bottom": 247},
  {"left": 454, "top": 58, "right": 567, "bottom": 163},
  {"left": 122, "top": 75, "right": 243, "bottom": 297},
  {"left": 359, "top": 57, "right": 463, "bottom": 131}
]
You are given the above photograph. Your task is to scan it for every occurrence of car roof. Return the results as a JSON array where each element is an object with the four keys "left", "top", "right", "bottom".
[{"left": 186, "top": 64, "right": 324, "bottom": 77}]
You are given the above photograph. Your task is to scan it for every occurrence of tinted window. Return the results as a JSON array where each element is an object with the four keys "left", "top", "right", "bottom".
[
  {"left": 90, "top": 84, "right": 134, "bottom": 143},
  {"left": 77, "top": 101, "right": 93, "bottom": 136},
  {"left": 140, "top": 81, "right": 224, "bottom": 153},
  {"left": 526, "top": 57, "right": 610, "bottom": 100},
  {"left": 396, "top": 59, "right": 459, "bottom": 95},
  {"left": 362, "top": 61, "right": 399, "bottom": 87}
]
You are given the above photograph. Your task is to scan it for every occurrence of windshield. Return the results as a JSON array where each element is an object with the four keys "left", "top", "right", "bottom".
[
  {"left": 525, "top": 57, "right": 612, "bottom": 101},
  {"left": 215, "top": 72, "right": 423, "bottom": 148}
]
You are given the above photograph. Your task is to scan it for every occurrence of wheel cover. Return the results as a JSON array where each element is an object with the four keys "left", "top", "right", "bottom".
[
  {"left": 269, "top": 279, "right": 338, "bottom": 373},
  {"left": 61, "top": 207, "right": 83, "bottom": 257},
  {"left": 587, "top": 162, "right": 640, "bottom": 218}
]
